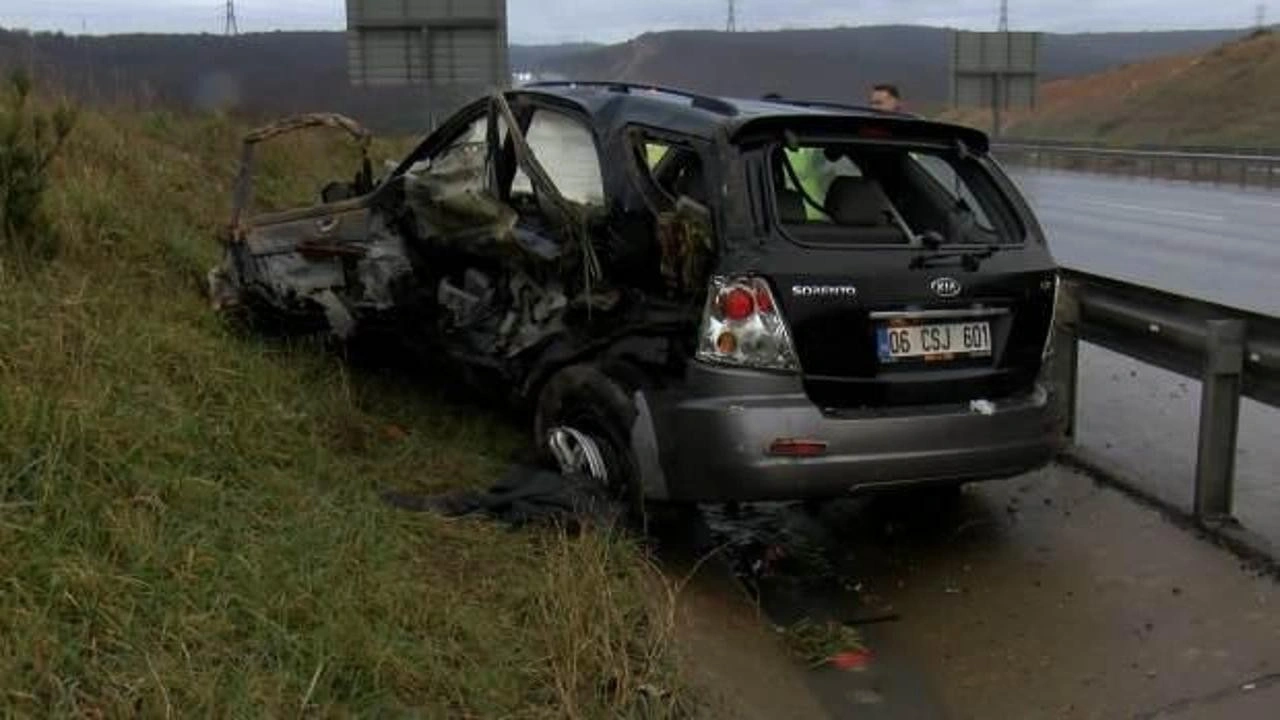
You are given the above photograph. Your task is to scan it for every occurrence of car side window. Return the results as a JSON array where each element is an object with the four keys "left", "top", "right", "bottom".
[
  {"left": 511, "top": 109, "right": 605, "bottom": 206},
  {"left": 632, "top": 136, "right": 710, "bottom": 209}
]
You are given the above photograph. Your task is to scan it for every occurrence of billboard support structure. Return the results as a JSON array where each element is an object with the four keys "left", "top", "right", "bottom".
[
  {"left": 951, "top": 30, "right": 1041, "bottom": 139},
  {"left": 346, "top": 0, "right": 511, "bottom": 129}
]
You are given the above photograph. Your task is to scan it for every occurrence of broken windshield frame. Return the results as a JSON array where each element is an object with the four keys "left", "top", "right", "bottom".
[
  {"left": 765, "top": 136, "right": 1027, "bottom": 251},
  {"left": 387, "top": 99, "right": 493, "bottom": 183}
]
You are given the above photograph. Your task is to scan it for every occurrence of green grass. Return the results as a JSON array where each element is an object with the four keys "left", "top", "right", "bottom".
[{"left": 0, "top": 102, "right": 690, "bottom": 717}]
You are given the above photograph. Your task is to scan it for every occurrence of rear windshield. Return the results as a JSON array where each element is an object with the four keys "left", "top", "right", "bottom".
[{"left": 770, "top": 142, "right": 1024, "bottom": 246}]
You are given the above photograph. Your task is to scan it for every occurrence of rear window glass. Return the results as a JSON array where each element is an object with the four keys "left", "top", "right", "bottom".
[{"left": 771, "top": 143, "right": 1023, "bottom": 246}]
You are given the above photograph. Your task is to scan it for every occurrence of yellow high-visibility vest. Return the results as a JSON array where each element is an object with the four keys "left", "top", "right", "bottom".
[{"left": 784, "top": 148, "right": 832, "bottom": 222}]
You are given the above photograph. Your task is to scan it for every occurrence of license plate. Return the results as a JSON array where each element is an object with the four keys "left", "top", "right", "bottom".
[{"left": 877, "top": 321, "right": 993, "bottom": 362}]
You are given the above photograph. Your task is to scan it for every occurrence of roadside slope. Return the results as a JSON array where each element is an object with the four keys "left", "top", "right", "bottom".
[
  {"left": 950, "top": 30, "right": 1280, "bottom": 147},
  {"left": 0, "top": 95, "right": 690, "bottom": 716}
]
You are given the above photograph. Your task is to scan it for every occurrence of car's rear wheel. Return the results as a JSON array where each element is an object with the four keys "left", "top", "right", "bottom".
[{"left": 535, "top": 365, "right": 645, "bottom": 518}]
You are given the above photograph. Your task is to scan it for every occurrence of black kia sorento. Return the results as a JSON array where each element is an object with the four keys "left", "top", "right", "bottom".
[{"left": 212, "top": 82, "right": 1064, "bottom": 511}]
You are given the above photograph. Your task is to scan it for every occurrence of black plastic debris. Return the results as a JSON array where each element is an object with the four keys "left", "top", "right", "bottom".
[{"left": 381, "top": 463, "right": 623, "bottom": 531}]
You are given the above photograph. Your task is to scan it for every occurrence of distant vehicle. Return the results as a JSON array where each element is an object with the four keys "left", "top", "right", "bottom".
[{"left": 209, "top": 82, "right": 1065, "bottom": 514}]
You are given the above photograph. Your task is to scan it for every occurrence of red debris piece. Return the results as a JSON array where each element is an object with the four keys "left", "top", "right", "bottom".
[{"left": 829, "top": 649, "right": 874, "bottom": 671}]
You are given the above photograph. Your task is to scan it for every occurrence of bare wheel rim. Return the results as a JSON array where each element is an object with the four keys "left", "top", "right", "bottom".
[{"left": 547, "top": 426, "right": 610, "bottom": 486}]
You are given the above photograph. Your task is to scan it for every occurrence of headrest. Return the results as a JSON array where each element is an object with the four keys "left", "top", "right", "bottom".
[
  {"left": 825, "top": 177, "right": 893, "bottom": 227},
  {"left": 673, "top": 160, "right": 708, "bottom": 205}
]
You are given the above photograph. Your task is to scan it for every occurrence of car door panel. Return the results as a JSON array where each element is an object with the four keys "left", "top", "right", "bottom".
[{"left": 236, "top": 202, "right": 374, "bottom": 303}]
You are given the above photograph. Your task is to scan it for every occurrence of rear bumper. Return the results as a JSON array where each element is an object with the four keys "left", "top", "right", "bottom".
[{"left": 645, "top": 364, "right": 1061, "bottom": 503}]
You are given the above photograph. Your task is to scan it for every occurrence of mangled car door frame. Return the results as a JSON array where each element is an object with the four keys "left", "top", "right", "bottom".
[
  {"left": 209, "top": 113, "right": 410, "bottom": 338},
  {"left": 212, "top": 95, "right": 614, "bottom": 381}
]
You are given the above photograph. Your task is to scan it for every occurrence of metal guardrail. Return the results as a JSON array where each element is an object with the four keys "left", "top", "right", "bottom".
[
  {"left": 1053, "top": 270, "right": 1280, "bottom": 524},
  {"left": 994, "top": 142, "right": 1280, "bottom": 190},
  {"left": 1000, "top": 138, "right": 1280, "bottom": 156}
]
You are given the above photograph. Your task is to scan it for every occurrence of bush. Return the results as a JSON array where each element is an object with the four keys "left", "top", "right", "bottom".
[{"left": 0, "top": 70, "right": 76, "bottom": 258}]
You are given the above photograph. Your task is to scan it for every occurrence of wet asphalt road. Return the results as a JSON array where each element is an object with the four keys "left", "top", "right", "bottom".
[
  {"left": 664, "top": 465, "right": 1280, "bottom": 719},
  {"left": 1074, "top": 344, "right": 1280, "bottom": 551},
  {"left": 1010, "top": 169, "right": 1280, "bottom": 315},
  {"left": 1012, "top": 169, "right": 1280, "bottom": 549}
]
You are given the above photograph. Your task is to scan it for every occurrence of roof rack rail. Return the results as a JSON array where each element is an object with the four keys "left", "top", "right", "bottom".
[
  {"left": 758, "top": 94, "right": 915, "bottom": 118},
  {"left": 523, "top": 80, "right": 739, "bottom": 116}
]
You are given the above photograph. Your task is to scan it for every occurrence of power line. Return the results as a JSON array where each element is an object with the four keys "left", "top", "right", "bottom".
[
  {"left": 223, "top": 0, "right": 238, "bottom": 35},
  {"left": 726, "top": 0, "right": 737, "bottom": 32},
  {"left": 1257, "top": 4, "right": 1268, "bottom": 29},
  {"left": 999, "top": 0, "right": 1009, "bottom": 32}
]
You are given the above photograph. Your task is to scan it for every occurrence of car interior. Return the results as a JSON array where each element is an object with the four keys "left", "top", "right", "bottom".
[{"left": 772, "top": 143, "right": 1019, "bottom": 246}]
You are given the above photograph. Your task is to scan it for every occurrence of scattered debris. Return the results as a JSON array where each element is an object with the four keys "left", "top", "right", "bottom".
[
  {"left": 781, "top": 618, "right": 869, "bottom": 669},
  {"left": 830, "top": 649, "right": 875, "bottom": 672},
  {"left": 380, "top": 463, "right": 621, "bottom": 531},
  {"left": 842, "top": 611, "right": 902, "bottom": 627},
  {"left": 970, "top": 399, "right": 997, "bottom": 416}
]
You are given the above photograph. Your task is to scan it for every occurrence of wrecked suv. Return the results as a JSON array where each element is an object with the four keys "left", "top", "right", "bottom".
[{"left": 210, "top": 83, "right": 1064, "bottom": 510}]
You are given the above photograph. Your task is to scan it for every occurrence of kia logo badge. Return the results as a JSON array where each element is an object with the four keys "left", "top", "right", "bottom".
[{"left": 930, "top": 277, "right": 962, "bottom": 298}]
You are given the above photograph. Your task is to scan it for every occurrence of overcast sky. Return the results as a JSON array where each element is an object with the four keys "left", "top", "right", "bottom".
[{"left": 0, "top": 1, "right": 1265, "bottom": 42}]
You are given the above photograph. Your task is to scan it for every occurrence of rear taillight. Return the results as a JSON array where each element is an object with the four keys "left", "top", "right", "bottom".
[{"left": 697, "top": 276, "right": 799, "bottom": 372}]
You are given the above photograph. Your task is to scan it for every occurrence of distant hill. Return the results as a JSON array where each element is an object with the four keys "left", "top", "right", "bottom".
[
  {"left": 0, "top": 30, "right": 437, "bottom": 133},
  {"left": 511, "top": 42, "right": 602, "bottom": 70},
  {"left": 0, "top": 25, "right": 1247, "bottom": 134},
  {"left": 950, "top": 29, "right": 1280, "bottom": 147},
  {"left": 530, "top": 26, "right": 1247, "bottom": 109}
]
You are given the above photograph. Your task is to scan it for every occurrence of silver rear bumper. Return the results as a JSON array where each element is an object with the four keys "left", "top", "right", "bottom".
[{"left": 641, "top": 364, "right": 1061, "bottom": 502}]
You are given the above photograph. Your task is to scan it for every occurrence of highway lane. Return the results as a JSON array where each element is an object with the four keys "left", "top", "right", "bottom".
[
  {"left": 1008, "top": 168, "right": 1280, "bottom": 315},
  {"left": 1009, "top": 168, "right": 1280, "bottom": 548}
]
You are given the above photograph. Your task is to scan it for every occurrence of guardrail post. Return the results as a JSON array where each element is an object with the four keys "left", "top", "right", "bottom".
[
  {"left": 1052, "top": 279, "right": 1081, "bottom": 442},
  {"left": 1057, "top": 324, "right": 1079, "bottom": 441},
  {"left": 1194, "top": 319, "right": 1246, "bottom": 522}
]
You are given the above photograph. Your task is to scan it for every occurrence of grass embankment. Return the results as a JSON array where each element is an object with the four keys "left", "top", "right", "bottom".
[
  {"left": 943, "top": 30, "right": 1280, "bottom": 148},
  {"left": 0, "top": 102, "right": 689, "bottom": 716}
]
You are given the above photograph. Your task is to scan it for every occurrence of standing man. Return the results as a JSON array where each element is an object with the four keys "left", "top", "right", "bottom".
[{"left": 869, "top": 83, "right": 903, "bottom": 112}]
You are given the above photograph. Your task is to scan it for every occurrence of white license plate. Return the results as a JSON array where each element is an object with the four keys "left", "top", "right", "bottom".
[{"left": 877, "top": 321, "right": 993, "bottom": 362}]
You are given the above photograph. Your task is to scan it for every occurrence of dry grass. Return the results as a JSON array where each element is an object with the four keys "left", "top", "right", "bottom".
[{"left": 0, "top": 98, "right": 692, "bottom": 717}]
